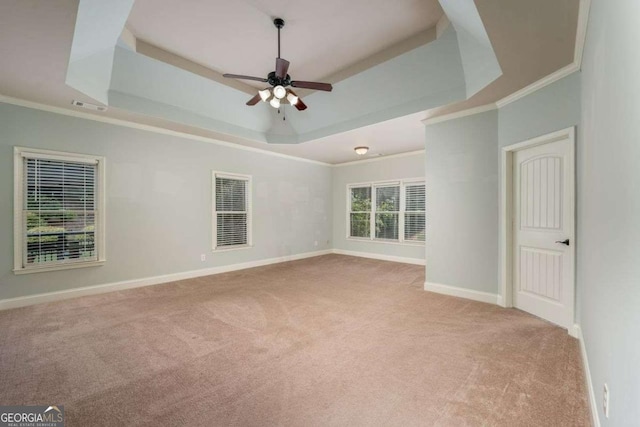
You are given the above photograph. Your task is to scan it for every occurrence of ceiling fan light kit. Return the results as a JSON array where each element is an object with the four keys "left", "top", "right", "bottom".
[
  {"left": 222, "top": 18, "right": 333, "bottom": 111},
  {"left": 273, "top": 85, "right": 287, "bottom": 99},
  {"left": 286, "top": 92, "right": 299, "bottom": 105},
  {"left": 258, "top": 89, "right": 271, "bottom": 102}
]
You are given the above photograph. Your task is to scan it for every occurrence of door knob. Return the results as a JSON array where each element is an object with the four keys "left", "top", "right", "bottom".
[{"left": 555, "top": 239, "right": 570, "bottom": 246}]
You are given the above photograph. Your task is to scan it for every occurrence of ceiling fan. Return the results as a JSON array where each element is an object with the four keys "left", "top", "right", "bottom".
[{"left": 223, "top": 18, "right": 333, "bottom": 111}]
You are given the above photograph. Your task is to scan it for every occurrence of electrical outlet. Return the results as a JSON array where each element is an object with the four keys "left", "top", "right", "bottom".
[
  {"left": 200, "top": 254, "right": 206, "bottom": 262},
  {"left": 314, "top": 240, "right": 318, "bottom": 247},
  {"left": 603, "top": 383, "right": 610, "bottom": 418}
]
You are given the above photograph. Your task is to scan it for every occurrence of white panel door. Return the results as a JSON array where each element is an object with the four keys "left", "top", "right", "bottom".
[{"left": 513, "top": 136, "right": 574, "bottom": 329}]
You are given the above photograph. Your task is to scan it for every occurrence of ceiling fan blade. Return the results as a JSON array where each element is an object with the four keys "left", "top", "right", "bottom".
[
  {"left": 294, "top": 97, "right": 307, "bottom": 111},
  {"left": 290, "top": 80, "right": 333, "bottom": 92},
  {"left": 223, "top": 73, "right": 268, "bottom": 82},
  {"left": 288, "top": 89, "right": 307, "bottom": 111},
  {"left": 246, "top": 93, "right": 261, "bottom": 106},
  {"left": 275, "top": 58, "right": 290, "bottom": 79}
]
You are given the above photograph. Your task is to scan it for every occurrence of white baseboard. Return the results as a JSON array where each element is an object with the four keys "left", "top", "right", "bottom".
[
  {"left": 576, "top": 324, "right": 600, "bottom": 427},
  {"left": 331, "top": 249, "right": 425, "bottom": 266},
  {"left": 0, "top": 250, "right": 332, "bottom": 311},
  {"left": 569, "top": 323, "right": 580, "bottom": 339},
  {"left": 423, "top": 281, "right": 499, "bottom": 304}
]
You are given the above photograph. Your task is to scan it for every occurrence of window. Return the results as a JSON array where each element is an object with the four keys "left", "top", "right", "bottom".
[
  {"left": 347, "top": 179, "right": 425, "bottom": 244},
  {"left": 404, "top": 183, "right": 426, "bottom": 242},
  {"left": 375, "top": 185, "right": 400, "bottom": 240},
  {"left": 349, "top": 186, "right": 371, "bottom": 238},
  {"left": 213, "top": 172, "right": 252, "bottom": 250},
  {"left": 14, "top": 147, "right": 106, "bottom": 273}
]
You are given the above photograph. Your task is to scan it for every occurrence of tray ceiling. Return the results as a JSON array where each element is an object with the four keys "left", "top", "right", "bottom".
[
  {"left": 0, "top": 0, "right": 580, "bottom": 164},
  {"left": 127, "top": 0, "right": 445, "bottom": 87}
]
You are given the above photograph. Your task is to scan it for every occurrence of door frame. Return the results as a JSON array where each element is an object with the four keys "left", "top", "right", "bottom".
[{"left": 499, "top": 126, "right": 577, "bottom": 337}]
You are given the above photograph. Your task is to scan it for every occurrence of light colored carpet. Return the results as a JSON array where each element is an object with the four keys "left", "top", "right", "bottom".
[{"left": 0, "top": 254, "right": 590, "bottom": 426}]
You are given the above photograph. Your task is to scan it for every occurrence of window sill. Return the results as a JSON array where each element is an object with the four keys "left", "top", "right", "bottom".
[
  {"left": 213, "top": 244, "right": 254, "bottom": 253},
  {"left": 13, "top": 260, "right": 106, "bottom": 275},
  {"left": 346, "top": 237, "right": 425, "bottom": 247}
]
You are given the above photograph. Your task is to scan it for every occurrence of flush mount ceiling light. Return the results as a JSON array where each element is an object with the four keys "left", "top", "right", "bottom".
[
  {"left": 223, "top": 18, "right": 333, "bottom": 111},
  {"left": 354, "top": 146, "right": 369, "bottom": 155}
]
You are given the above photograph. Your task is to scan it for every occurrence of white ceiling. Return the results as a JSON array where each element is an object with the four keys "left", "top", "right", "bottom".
[
  {"left": 0, "top": 0, "right": 580, "bottom": 164},
  {"left": 127, "top": 0, "right": 444, "bottom": 86},
  {"left": 273, "top": 112, "right": 428, "bottom": 163}
]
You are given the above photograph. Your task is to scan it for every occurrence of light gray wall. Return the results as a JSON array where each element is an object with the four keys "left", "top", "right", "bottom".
[
  {"left": 331, "top": 153, "right": 425, "bottom": 260},
  {"left": 498, "top": 73, "right": 581, "bottom": 148},
  {"left": 0, "top": 103, "right": 332, "bottom": 300},
  {"left": 579, "top": 0, "right": 640, "bottom": 424},
  {"left": 424, "top": 110, "right": 499, "bottom": 293}
]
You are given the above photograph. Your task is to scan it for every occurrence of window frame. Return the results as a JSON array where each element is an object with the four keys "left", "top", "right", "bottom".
[
  {"left": 13, "top": 146, "right": 106, "bottom": 274},
  {"left": 212, "top": 171, "right": 253, "bottom": 251},
  {"left": 346, "top": 178, "right": 424, "bottom": 246},
  {"left": 373, "top": 182, "right": 401, "bottom": 242},
  {"left": 348, "top": 186, "right": 372, "bottom": 239}
]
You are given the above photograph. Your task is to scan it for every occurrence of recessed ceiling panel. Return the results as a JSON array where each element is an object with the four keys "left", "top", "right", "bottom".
[{"left": 127, "top": 0, "right": 444, "bottom": 85}]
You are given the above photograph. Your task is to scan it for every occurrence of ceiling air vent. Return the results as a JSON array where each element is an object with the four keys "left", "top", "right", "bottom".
[{"left": 71, "top": 100, "right": 107, "bottom": 112}]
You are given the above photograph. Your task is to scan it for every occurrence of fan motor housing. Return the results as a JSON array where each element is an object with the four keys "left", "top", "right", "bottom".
[{"left": 267, "top": 71, "right": 291, "bottom": 87}]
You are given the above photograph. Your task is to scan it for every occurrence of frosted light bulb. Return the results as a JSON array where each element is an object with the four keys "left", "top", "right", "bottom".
[
  {"left": 273, "top": 85, "right": 286, "bottom": 99},
  {"left": 286, "top": 92, "right": 299, "bottom": 105}
]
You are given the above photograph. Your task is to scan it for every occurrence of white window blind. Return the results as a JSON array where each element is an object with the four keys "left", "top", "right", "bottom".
[
  {"left": 15, "top": 148, "right": 105, "bottom": 272},
  {"left": 347, "top": 179, "right": 425, "bottom": 244},
  {"left": 374, "top": 185, "right": 400, "bottom": 240},
  {"left": 404, "top": 183, "right": 426, "bottom": 242},
  {"left": 349, "top": 186, "right": 371, "bottom": 238},
  {"left": 214, "top": 173, "right": 251, "bottom": 249}
]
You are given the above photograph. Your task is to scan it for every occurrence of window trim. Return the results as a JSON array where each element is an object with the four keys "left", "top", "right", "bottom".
[
  {"left": 346, "top": 177, "right": 424, "bottom": 246},
  {"left": 212, "top": 171, "right": 253, "bottom": 251},
  {"left": 13, "top": 146, "right": 107, "bottom": 274}
]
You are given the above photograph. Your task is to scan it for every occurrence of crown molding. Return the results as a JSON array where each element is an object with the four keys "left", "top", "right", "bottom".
[
  {"left": 137, "top": 26, "right": 439, "bottom": 100},
  {"left": 136, "top": 40, "right": 257, "bottom": 96},
  {"left": 495, "top": 63, "right": 579, "bottom": 108},
  {"left": 574, "top": 0, "right": 591, "bottom": 68},
  {"left": 495, "top": 0, "right": 590, "bottom": 108},
  {"left": 323, "top": 28, "right": 437, "bottom": 85},
  {"left": 421, "top": 0, "right": 591, "bottom": 119},
  {"left": 0, "top": 94, "right": 333, "bottom": 167},
  {"left": 333, "top": 150, "right": 425, "bottom": 167},
  {"left": 421, "top": 57, "right": 580, "bottom": 122},
  {"left": 421, "top": 103, "right": 496, "bottom": 126}
]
